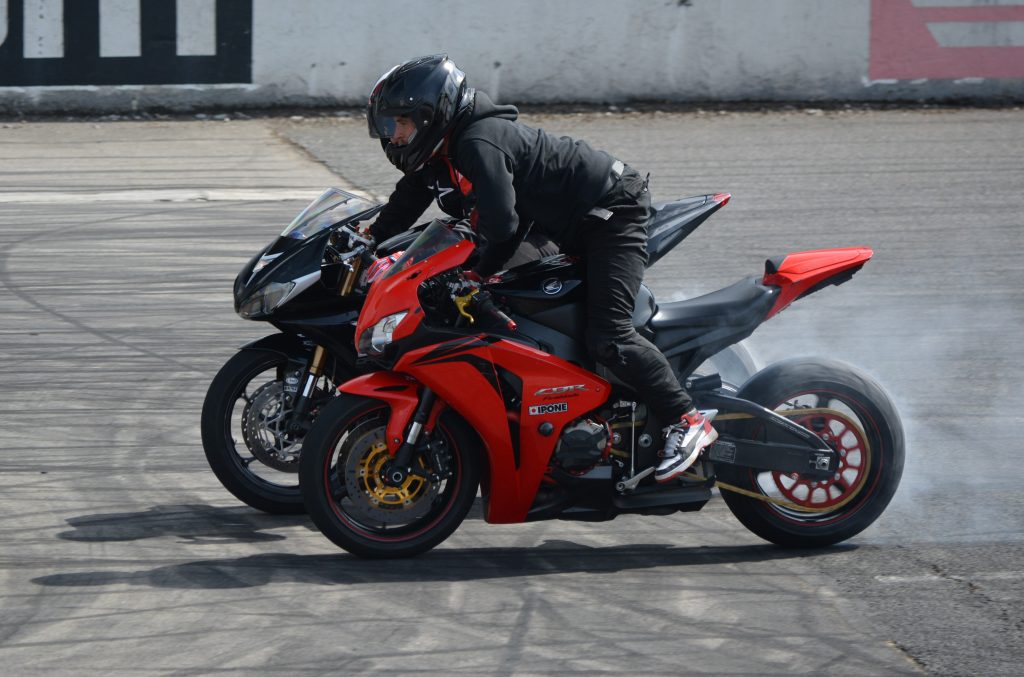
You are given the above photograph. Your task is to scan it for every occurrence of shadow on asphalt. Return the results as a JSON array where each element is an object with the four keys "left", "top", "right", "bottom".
[
  {"left": 55, "top": 496, "right": 492, "bottom": 545},
  {"left": 56, "top": 504, "right": 310, "bottom": 544},
  {"left": 42, "top": 502, "right": 855, "bottom": 590}
]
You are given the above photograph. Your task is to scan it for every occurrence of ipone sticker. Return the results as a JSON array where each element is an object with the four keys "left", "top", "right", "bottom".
[{"left": 528, "top": 402, "right": 569, "bottom": 416}]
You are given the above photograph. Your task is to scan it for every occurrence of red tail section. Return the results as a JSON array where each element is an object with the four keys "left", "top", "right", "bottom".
[{"left": 763, "top": 247, "right": 873, "bottom": 319}]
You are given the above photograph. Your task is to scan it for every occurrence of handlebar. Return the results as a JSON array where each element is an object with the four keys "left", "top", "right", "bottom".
[
  {"left": 323, "top": 225, "right": 380, "bottom": 296},
  {"left": 469, "top": 289, "right": 517, "bottom": 332},
  {"left": 343, "top": 224, "right": 375, "bottom": 249},
  {"left": 456, "top": 288, "right": 516, "bottom": 331}
]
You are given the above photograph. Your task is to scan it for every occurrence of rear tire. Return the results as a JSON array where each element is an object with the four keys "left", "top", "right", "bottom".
[
  {"left": 702, "top": 342, "right": 758, "bottom": 391},
  {"left": 718, "top": 357, "right": 904, "bottom": 547},
  {"left": 300, "top": 395, "right": 481, "bottom": 558}
]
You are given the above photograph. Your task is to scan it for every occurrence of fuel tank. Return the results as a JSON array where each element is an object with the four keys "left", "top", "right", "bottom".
[{"left": 489, "top": 255, "right": 656, "bottom": 337}]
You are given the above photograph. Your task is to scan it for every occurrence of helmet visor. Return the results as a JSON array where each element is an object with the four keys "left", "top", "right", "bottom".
[
  {"left": 366, "top": 61, "right": 438, "bottom": 141},
  {"left": 367, "top": 108, "right": 397, "bottom": 140},
  {"left": 367, "top": 63, "right": 402, "bottom": 139},
  {"left": 368, "top": 104, "right": 431, "bottom": 149}
]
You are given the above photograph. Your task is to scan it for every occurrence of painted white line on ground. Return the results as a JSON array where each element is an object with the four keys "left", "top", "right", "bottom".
[
  {"left": 875, "top": 571, "right": 1024, "bottom": 584},
  {"left": 875, "top": 574, "right": 945, "bottom": 584},
  {"left": 0, "top": 189, "right": 355, "bottom": 204}
]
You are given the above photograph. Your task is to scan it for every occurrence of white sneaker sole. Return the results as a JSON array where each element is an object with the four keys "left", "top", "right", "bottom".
[{"left": 654, "top": 428, "right": 718, "bottom": 483}]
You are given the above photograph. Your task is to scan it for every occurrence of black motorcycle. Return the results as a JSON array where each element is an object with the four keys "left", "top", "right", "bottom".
[{"left": 202, "top": 188, "right": 757, "bottom": 514}]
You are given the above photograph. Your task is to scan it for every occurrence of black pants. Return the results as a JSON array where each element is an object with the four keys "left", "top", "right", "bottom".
[
  {"left": 506, "top": 229, "right": 559, "bottom": 268},
  {"left": 572, "top": 169, "right": 693, "bottom": 422}
]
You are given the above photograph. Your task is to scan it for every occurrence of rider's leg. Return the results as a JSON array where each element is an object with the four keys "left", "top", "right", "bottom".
[{"left": 578, "top": 174, "right": 715, "bottom": 483}]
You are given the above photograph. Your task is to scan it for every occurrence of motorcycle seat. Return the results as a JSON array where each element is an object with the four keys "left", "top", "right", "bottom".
[
  {"left": 650, "top": 277, "right": 776, "bottom": 340},
  {"left": 648, "top": 195, "right": 710, "bottom": 229}
]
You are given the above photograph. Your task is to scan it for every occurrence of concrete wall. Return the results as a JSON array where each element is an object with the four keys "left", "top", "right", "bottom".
[{"left": 2, "top": 0, "right": 1023, "bottom": 113}]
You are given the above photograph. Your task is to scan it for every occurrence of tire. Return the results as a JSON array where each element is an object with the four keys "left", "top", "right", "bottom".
[
  {"left": 717, "top": 357, "right": 904, "bottom": 547},
  {"left": 201, "top": 347, "right": 344, "bottom": 514},
  {"left": 300, "top": 395, "right": 481, "bottom": 558},
  {"left": 702, "top": 342, "right": 759, "bottom": 392}
]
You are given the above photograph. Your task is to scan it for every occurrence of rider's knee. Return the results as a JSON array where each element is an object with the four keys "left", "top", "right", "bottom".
[{"left": 586, "top": 333, "right": 626, "bottom": 367}]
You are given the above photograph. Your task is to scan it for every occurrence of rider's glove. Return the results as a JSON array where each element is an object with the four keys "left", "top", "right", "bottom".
[{"left": 364, "top": 252, "right": 403, "bottom": 285}]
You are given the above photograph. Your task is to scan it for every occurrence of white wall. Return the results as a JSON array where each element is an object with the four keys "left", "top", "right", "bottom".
[
  {"left": 250, "top": 0, "right": 878, "bottom": 103},
  {"left": 2, "top": 0, "right": 1022, "bottom": 112}
]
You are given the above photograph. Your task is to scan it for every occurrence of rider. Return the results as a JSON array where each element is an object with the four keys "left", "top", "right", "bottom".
[
  {"left": 366, "top": 71, "right": 556, "bottom": 269},
  {"left": 366, "top": 54, "right": 716, "bottom": 482}
]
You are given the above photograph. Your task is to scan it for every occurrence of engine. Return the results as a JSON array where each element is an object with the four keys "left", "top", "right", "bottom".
[{"left": 553, "top": 418, "right": 610, "bottom": 472}]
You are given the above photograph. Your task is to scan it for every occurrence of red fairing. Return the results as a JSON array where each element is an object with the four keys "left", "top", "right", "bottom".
[
  {"left": 354, "top": 237, "right": 474, "bottom": 350},
  {"left": 763, "top": 247, "right": 873, "bottom": 319},
  {"left": 394, "top": 337, "right": 610, "bottom": 524}
]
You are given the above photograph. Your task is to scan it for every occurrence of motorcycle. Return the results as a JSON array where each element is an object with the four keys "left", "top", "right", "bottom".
[
  {"left": 202, "top": 188, "right": 757, "bottom": 514},
  {"left": 298, "top": 199, "right": 904, "bottom": 558}
]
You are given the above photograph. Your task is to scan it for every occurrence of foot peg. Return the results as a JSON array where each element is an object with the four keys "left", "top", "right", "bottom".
[{"left": 616, "top": 466, "right": 654, "bottom": 493}]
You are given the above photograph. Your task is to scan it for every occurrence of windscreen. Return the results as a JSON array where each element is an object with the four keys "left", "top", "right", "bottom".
[
  {"left": 281, "top": 188, "right": 378, "bottom": 240},
  {"left": 380, "top": 220, "right": 464, "bottom": 281}
]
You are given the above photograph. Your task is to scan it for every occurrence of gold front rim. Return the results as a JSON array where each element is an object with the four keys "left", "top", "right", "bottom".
[{"left": 355, "top": 441, "right": 428, "bottom": 507}]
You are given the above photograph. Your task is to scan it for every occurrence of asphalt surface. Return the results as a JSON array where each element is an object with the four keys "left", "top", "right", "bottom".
[{"left": 0, "top": 108, "right": 1022, "bottom": 675}]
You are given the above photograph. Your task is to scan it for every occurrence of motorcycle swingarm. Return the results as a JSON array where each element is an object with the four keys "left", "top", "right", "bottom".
[
  {"left": 697, "top": 392, "right": 839, "bottom": 480},
  {"left": 707, "top": 438, "right": 836, "bottom": 480}
]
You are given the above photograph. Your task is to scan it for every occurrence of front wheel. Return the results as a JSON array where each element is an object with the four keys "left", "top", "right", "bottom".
[
  {"left": 300, "top": 395, "right": 481, "bottom": 558},
  {"left": 717, "top": 357, "right": 905, "bottom": 547},
  {"left": 201, "top": 346, "right": 344, "bottom": 514}
]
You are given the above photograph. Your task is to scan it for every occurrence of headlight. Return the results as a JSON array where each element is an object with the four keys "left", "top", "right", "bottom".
[
  {"left": 357, "top": 311, "right": 408, "bottom": 355},
  {"left": 238, "top": 280, "right": 295, "bottom": 319}
]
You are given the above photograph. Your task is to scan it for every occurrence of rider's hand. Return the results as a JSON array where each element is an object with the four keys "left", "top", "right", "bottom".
[
  {"left": 353, "top": 222, "right": 376, "bottom": 249},
  {"left": 457, "top": 270, "right": 484, "bottom": 298},
  {"left": 365, "top": 253, "right": 400, "bottom": 284}
]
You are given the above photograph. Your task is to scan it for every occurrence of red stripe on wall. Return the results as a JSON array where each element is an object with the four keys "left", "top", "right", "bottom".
[{"left": 870, "top": 0, "right": 1024, "bottom": 80}]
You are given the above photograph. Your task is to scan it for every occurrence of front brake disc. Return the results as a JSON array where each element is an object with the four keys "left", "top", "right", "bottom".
[
  {"left": 341, "top": 429, "right": 440, "bottom": 525},
  {"left": 241, "top": 381, "right": 301, "bottom": 472}
]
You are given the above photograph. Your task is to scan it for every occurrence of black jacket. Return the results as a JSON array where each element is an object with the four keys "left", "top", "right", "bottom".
[
  {"left": 369, "top": 156, "right": 475, "bottom": 242},
  {"left": 451, "top": 92, "right": 615, "bottom": 275},
  {"left": 372, "top": 91, "right": 616, "bottom": 275}
]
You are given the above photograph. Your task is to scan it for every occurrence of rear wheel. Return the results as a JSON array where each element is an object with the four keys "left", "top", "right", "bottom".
[
  {"left": 700, "top": 342, "right": 758, "bottom": 392},
  {"left": 718, "top": 357, "right": 904, "bottom": 547},
  {"left": 300, "top": 395, "right": 480, "bottom": 558}
]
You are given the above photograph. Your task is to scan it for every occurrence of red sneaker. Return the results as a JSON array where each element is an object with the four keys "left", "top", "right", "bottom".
[{"left": 655, "top": 409, "right": 718, "bottom": 483}]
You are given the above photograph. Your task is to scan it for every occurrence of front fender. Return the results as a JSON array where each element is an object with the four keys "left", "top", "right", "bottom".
[
  {"left": 339, "top": 372, "right": 421, "bottom": 455},
  {"left": 239, "top": 332, "right": 313, "bottom": 360}
]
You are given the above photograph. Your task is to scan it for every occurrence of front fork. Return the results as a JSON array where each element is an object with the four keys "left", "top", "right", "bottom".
[
  {"left": 379, "top": 296, "right": 481, "bottom": 485},
  {"left": 383, "top": 387, "right": 440, "bottom": 486},
  {"left": 284, "top": 252, "right": 365, "bottom": 434},
  {"left": 284, "top": 344, "right": 328, "bottom": 435}
]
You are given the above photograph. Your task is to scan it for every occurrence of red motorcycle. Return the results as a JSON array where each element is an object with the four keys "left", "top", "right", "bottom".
[{"left": 299, "top": 194, "right": 904, "bottom": 558}]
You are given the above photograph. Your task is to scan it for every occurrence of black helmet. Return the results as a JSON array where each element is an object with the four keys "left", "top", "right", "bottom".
[{"left": 367, "top": 54, "right": 474, "bottom": 174}]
